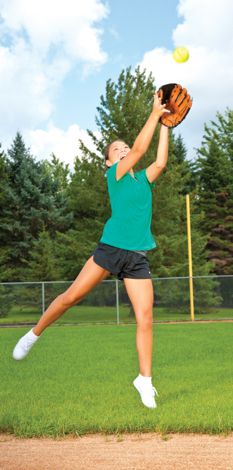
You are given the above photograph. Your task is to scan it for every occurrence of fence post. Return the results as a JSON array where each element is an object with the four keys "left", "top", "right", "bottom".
[
  {"left": 186, "top": 194, "right": 195, "bottom": 321},
  {"left": 116, "top": 279, "right": 120, "bottom": 325},
  {"left": 41, "top": 282, "right": 45, "bottom": 315}
]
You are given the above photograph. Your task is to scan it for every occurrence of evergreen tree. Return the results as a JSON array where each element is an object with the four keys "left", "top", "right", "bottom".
[
  {"left": 173, "top": 134, "right": 197, "bottom": 195},
  {"left": 207, "top": 109, "right": 233, "bottom": 165},
  {"left": 149, "top": 137, "right": 218, "bottom": 313},
  {"left": 0, "top": 144, "right": 7, "bottom": 206},
  {"left": 0, "top": 145, "right": 14, "bottom": 281},
  {"left": 95, "top": 67, "right": 155, "bottom": 153},
  {"left": 0, "top": 133, "right": 72, "bottom": 281},
  {"left": 24, "top": 229, "right": 63, "bottom": 281},
  {"left": 54, "top": 227, "right": 98, "bottom": 280},
  {"left": 193, "top": 110, "right": 233, "bottom": 275},
  {"left": 41, "top": 153, "right": 70, "bottom": 191},
  {"left": 55, "top": 149, "right": 106, "bottom": 279}
]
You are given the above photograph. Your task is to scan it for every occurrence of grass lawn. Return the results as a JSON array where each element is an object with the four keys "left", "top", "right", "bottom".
[
  {"left": 1, "top": 323, "right": 233, "bottom": 437},
  {"left": 0, "top": 305, "right": 233, "bottom": 325}
]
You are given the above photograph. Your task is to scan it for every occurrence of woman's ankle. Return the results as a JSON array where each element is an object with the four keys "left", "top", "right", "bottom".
[{"left": 32, "top": 326, "right": 42, "bottom": 336}]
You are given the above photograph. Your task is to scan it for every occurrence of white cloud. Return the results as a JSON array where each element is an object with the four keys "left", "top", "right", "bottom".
[
  {"left": 0, "top": 0, "right": 108, "bottom": 139},
  {"left": 139, "top": 0, "right": 233, "bottom": 159},
  {"left": 0, "top": 0, "right": 108, "bottom": 62},
  {"left": 174, "top": 0, "right": 233, "bottom": 49},
  {"left": 26, "top": 123, "right": 101, "bottom": 172}
]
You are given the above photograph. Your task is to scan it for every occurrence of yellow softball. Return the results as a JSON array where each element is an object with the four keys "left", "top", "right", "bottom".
[{"left": 172, "top": 46, "right": 189, "bottom": 63}]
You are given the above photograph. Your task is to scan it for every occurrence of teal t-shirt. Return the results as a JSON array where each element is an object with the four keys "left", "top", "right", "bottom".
[{"left": 100, "top": 161, "right": 157, "bottom": 250}]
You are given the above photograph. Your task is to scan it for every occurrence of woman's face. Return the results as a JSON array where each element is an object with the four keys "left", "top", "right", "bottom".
[{"left": 107, "top": 140, "right": 130, "bottom": 166}]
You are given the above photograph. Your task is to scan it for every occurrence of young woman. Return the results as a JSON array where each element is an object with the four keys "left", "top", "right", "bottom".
[{"left": 12, "top": 92, "right": 169, "bottom": 409}]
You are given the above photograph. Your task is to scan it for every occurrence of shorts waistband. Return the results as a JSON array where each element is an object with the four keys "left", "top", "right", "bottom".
[{"left": 99, "top": 242, "right": 147, "bottom": 256}]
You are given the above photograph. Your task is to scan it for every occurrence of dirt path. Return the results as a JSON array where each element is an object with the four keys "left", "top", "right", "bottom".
[{"left": 0, "top": 432, "right": 233, "bottom": 470}]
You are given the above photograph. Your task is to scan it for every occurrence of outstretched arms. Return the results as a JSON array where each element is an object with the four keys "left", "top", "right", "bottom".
[{"left": 116, "top": 92, "right": 169, "bottom": 181}]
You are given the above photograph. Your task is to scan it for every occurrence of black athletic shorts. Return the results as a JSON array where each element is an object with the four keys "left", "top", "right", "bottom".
[{"left": 91, "top": 242, "right": 152, "bottom": 281}]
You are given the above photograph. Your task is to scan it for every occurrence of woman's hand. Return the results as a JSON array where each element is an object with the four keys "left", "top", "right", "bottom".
[{"left": 152, "top": 91, "right": 170, "bottom": 118}]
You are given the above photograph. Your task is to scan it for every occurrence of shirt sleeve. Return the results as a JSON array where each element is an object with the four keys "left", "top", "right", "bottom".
[
  {"left": 105, "top": 161, "right": 120, "bottom": 184},
  {"left": 140, "top": 168, "right": 156, "bottom": 189}
]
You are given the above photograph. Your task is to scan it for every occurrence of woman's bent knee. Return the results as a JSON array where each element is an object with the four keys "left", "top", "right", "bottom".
[{"left": 60, "top": 291, "right": 81, "bottom": 308}]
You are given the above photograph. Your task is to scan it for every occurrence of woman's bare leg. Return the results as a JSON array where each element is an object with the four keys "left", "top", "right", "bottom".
[
  {"left": 33, "top": 256, "right": 110, "bottom": 336},
  {"left": 123, "top": 278, "right": 154, "bottom": 376}
]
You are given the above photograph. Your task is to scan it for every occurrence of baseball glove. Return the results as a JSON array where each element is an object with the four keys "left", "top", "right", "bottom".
[{"left": 158, "top": 83, "right": 192, "bottom": 128}]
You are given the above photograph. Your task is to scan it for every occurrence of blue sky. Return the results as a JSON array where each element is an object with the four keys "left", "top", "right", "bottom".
[
  {"left": 55, "top": 0, "right": 178, "bottom": 130},
  {"left": 0, "top": 0, "right": 233, "bottom": 169}
]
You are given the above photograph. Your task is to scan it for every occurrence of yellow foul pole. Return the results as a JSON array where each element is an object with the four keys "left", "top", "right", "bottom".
[{"left": 186, "top": 194, "right": 195, "bottom": 321}]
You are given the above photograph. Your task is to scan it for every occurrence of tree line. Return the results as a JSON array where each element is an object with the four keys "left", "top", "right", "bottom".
[{"left": 0, "top": 67, "right": 232, "bottom": 297}]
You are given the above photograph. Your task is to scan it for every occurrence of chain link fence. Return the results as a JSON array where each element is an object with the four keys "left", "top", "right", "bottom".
[{"left": 0, "top": 275, "right": 232, "bottom": 325}]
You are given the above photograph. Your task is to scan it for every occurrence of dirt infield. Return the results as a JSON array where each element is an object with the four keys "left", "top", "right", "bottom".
[{"left": 0, "top": 432, "right": 233, "bottom": 470}]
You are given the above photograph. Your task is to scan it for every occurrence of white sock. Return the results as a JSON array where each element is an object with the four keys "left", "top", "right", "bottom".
[
  {"left": 27, "top": 328, "right": 39, "bottom": 341},
  {"left": 138, "top": 373, "right": 152, "bottom": 383}
]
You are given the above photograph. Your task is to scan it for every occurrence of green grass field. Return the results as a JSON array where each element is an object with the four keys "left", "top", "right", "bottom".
[
  {"left": 0, "top": 305, "right": 233, "bottom": 325},
  {"left": 1, "top": 323, "right": 233, "bottom": 437}
]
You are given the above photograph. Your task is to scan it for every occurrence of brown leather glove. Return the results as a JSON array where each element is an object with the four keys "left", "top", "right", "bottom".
[{"left": 158, "top": 83, "right": 193, "bottom": 128}]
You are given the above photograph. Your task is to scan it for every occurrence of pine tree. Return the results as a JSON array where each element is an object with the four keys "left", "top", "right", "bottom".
[
  {"left": 0, "top": 144, "right": 7, "bottom": 206},
  {"left": 0, "top": 133, "right": 72, "bottom": 281},
  {"left": 149, "top": 136, "right": 218, "bottom": 314},
  {"left": 193, "top": 110, "right": 233, "bottom": 275},
  {"left": 54, "top": 227, "right": 98, "bottom": 280},
  {"left": 24, "top": 229, "right": 63, "bottom": 281},
  {"left": 41, "top": 153, "right": 70, "bottom": 191},
  {"left": 173, "top": 134, "right": 197, "bottom": 195},
  {"left": 0, "top": 145, "right": 14, "bottom": 281}
]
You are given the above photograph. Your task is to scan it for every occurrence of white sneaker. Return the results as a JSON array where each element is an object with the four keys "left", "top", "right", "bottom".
[
  {"left": 133, "top": 375, "right": 159, "bottom": 409},
  {"left": 12, "top": 329, "right": 39, "bottom": 360}
]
